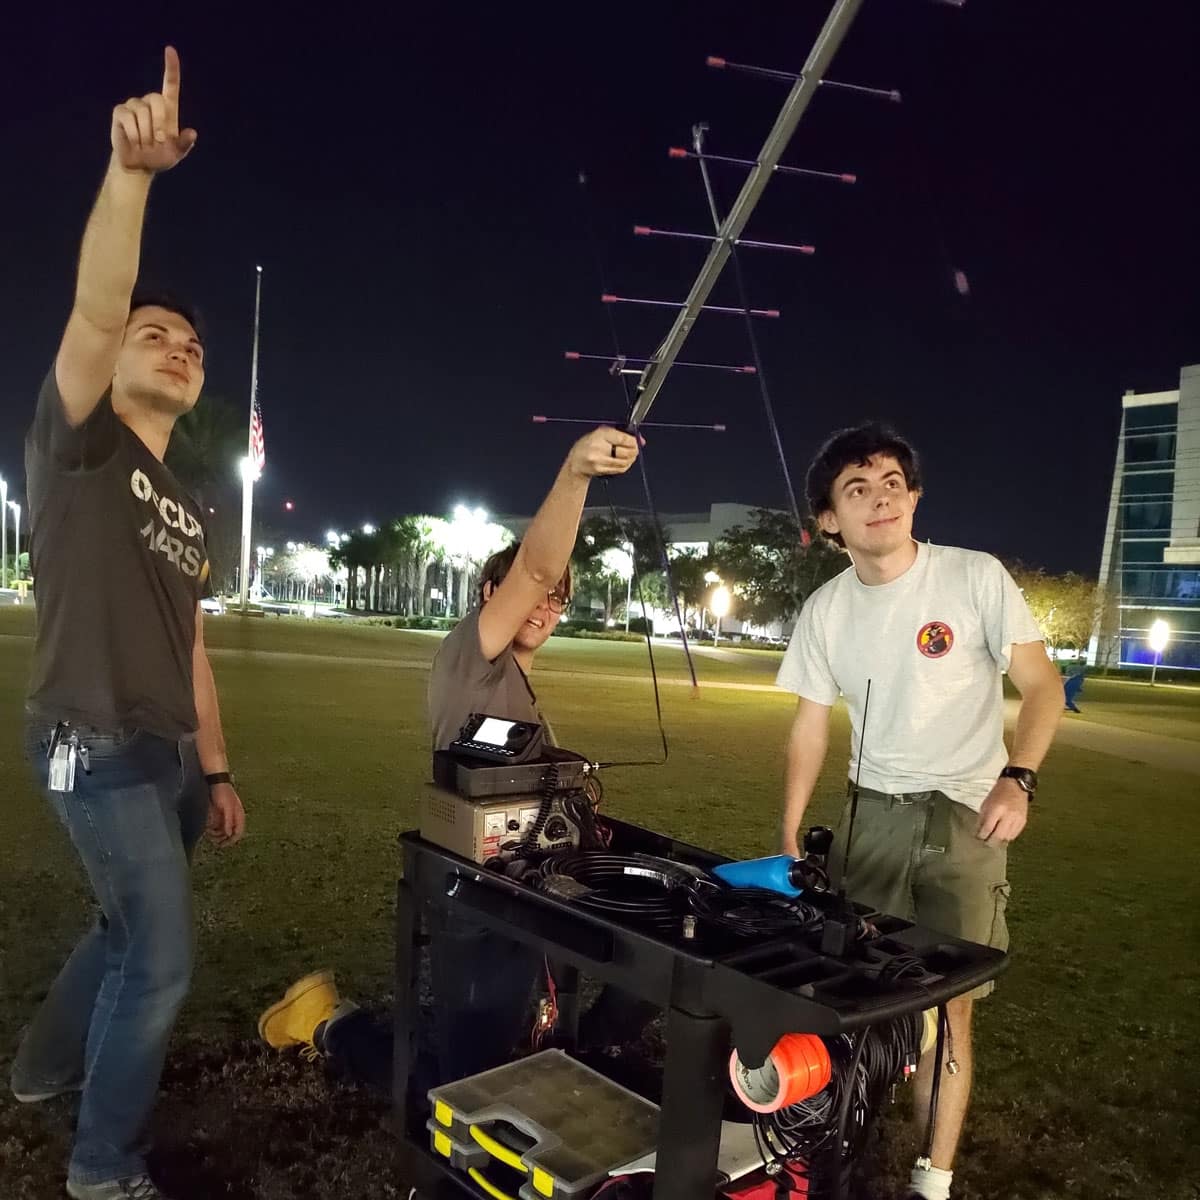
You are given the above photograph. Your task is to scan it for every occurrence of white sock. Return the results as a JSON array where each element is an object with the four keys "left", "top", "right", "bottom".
[{"left": 910, "top": 1162, "right": 953, "bottom": 1200}]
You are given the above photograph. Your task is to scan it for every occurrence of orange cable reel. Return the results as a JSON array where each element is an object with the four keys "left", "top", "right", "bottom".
[{"left": 729, "top": 1032, "right": 832, "bottom": 1113}]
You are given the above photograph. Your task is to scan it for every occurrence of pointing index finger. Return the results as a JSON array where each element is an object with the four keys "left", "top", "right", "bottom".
[{"left": 162, "top": 46, "right": 182, "bottom": 112}]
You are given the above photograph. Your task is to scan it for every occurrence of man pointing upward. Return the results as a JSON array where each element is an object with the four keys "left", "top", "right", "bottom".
[{"left": 11, "top": 49, "right": 244, "bottom": 1200}]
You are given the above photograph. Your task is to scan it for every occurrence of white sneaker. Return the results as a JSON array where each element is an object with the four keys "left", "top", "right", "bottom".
[
  {"left": 11, "top": 1080, "right": 83, "bottom": 1103},
  {"left": 65, "top": 1174, "right": 169, "bottom": 1199}
]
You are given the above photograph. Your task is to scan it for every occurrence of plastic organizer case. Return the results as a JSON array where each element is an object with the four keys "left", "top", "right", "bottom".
[{"left": 427, "top": 1049, "right": 661, "bottom": 1199}]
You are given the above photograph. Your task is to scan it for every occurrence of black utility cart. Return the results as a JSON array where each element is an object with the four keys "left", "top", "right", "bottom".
[{"left": 393, "top": 818, "right": 1005, "bottom": 1200}]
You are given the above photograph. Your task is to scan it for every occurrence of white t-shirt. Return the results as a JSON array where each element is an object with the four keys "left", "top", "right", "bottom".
[{"left": 776, "top": 542, "right": 1044, "bottom": 811}]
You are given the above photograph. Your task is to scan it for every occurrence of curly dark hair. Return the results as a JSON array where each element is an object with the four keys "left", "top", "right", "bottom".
[
  {"left": 477, "top": 542, "right": 573, "bottom": 607},
  {"left": 805, "top": 422, "right": 922, "bottom": 547}
]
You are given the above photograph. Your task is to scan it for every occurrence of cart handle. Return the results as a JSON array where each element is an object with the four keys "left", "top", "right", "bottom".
[
  {"left": 468, "top": 1166, "right": 521, "bottom": 1200},
  {"left": 469, "top": 1124, "right": 529, "bottom": 1174}
]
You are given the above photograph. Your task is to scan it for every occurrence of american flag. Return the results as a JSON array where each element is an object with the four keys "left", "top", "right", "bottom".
[{"left": 249, "top": 396, "right": 266, "bottom": 474}]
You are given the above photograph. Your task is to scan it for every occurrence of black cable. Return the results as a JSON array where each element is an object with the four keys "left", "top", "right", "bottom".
[
  {"left": 560, "top": 787, "right": 610, "bottom": 852},
  {"left": 595, "top": 490, "right": 670, "bottom": 768},
  {"left": 575, "top": 166, "right": 698, "bottom": 736},
  {"left": 521, "top": 760, "right": 561, "bottom": 854},
  {"left": 877, "top": 953, "right": 929, "bottom": 986},
  {"left": 688, "top": 885, "right": 823, "bottom": 939},
  {"left": 541, "top": 852, "right": 696, "bottom": 934},
  {"left": 620, "top": 451, "right": 701, "bottom": 693},
  {"left": 750, "top": 1014, "right": 925, "bottom": 1198},
  {"left": 831, "top": 1030, "right": 870, "bottom": 1200}
]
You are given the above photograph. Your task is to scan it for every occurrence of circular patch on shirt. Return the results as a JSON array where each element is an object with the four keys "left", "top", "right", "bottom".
[{"left": 916, "top": 620, "right": 955, "bottom": 659}]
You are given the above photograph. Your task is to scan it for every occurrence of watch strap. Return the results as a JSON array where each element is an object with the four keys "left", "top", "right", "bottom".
[{"left": 1000, "top": 765, "right": 1037, "bottom": 796}]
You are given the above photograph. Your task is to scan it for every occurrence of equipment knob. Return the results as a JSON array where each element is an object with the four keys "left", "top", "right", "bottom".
[{"left": 804, "top": 825, "right": 834, "bottom": 858}]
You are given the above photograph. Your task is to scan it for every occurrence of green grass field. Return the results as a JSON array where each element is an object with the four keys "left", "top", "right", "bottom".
[{"left": 1, "top": 608, "right": 1198, "bottom": 1200}]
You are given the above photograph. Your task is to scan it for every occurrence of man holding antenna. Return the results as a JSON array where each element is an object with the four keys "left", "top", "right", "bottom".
[
  {"left": 776, "top": 423, "right": 1062, "bottom": 1200},
  {"left": 258, "top": 426, "right": 654, "bottom": 1091},
  {"left": 10, "top": 48, "right": 245, "bottom": 1200}
]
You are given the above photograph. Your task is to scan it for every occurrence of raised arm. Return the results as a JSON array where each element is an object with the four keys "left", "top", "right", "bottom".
[
  {"left": 478, "top": 426, "right": 639, "bottom": 661},
  {"left": 56, "top": 46, "right": 197, "bottom": 427}
]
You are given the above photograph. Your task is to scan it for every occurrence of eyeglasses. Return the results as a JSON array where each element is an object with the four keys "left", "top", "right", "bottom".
[{"left": 547, "top": 589, "right": 571, "bottom": 615}]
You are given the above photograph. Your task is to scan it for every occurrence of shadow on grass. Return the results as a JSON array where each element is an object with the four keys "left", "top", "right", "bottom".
[{"left": 0, "top": 1039, "right": 397, "bottom": 1200}]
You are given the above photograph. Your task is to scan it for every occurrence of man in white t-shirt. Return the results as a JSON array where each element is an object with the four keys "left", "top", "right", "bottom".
[{"left": 776, "top": 422, "right": 1063, "bottom": 1200}]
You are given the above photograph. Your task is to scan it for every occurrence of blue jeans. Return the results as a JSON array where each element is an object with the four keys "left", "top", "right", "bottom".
[{"left": 11, "top": 722, "right": 209, "bottom": 1185}]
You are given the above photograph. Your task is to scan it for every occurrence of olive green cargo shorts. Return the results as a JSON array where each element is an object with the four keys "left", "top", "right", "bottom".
[{"left": 829, "top": 785, "right": 1011, "bottom": 999}]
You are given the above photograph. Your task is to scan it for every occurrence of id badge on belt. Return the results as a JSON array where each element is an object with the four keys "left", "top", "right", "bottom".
[{"left": 47, "top": 723, "right": 90, "bottom": 793}]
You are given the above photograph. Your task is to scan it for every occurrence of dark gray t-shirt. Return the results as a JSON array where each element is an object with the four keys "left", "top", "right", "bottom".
[
  {"left": 428, "top": 608, "right": 553, "bottom": 750},
  {"left": 24, "top": 368, "right": 211, "bottom": 738}
]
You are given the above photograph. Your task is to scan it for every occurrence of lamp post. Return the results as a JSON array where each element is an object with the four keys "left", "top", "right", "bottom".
[
  {"left": 238, "top": 455, "right": 259, "bottom": 609},
  {"left": 1148, "top": 619, "right": 1170, "bottom": 686},
  {"left": 601, "top": 545, "right": 635, "bottom": 631},
  {"left": 710, "top": 585, "right": 732, "bottom": 648},
  {"left": 623, "top": 542, "right": 634, "bottom": 632},
  {"left": 0, "top": 475, "right": 8, "bottom": 589},
  {"left": 7, "top": 500, "right": 21, "bottom": 583},
  {"left": 254, "top": 544, "right": 274, "bottom": 601}
]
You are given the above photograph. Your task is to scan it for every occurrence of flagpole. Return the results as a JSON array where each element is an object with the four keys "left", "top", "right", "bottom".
[{"left": 238, "top": 264, "right": 263, "bottom": 609}]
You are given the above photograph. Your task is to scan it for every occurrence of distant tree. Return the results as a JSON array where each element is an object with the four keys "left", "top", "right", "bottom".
[
  {"left": 713, "top": 509, "right": 846, "bottom": 625},
  {"left": 668, "top": 549, "right": 712, "bottom": 629},
  {"left": 1006, "top": 563, "right": 1103, "bottom": 656},
  {"left": 572, "top": 513, "right": 666, "bottom": 619}
]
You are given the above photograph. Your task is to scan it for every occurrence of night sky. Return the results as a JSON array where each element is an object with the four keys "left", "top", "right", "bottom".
[{"left": 2, "top": 3, "right": 1197, "bottom": 574}]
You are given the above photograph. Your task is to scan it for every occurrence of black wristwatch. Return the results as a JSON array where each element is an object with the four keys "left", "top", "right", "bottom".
[
  {"left": 999, "top": 766, "right": 1037, "bottom": 798},
  {"left": 204, "top": 771, "right": 234, "bottom": 789}
]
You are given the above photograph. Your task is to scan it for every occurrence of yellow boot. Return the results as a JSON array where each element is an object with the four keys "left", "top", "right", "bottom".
[{"left": 258, "top": 969, "right": 340, "bottom": 1052}]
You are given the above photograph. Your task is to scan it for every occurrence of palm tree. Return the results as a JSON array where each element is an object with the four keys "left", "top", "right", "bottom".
[
  {"left": 330, "top": 531, "right": 372, "bottom": 611},
  {"left": 415, "top": 516, "right": 448, "bottom": 616}
]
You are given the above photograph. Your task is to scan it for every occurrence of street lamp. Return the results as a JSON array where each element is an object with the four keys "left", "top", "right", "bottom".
[
  {"left": 710, "top": 585, "right": 732, "bottom": 647},
  {"left": 0, "top": 475, "right": 8, "bottom": 589},
  {"left": 1148, "top": 619, "right": 1170, "bottom": 686},
  {"left": 7, "top": 500, "right": 21, "bottom": 583},
  {"left": 362, "top": 523, "right": 376, "bottom": 536}
]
